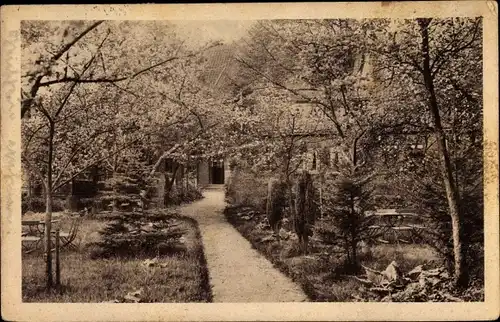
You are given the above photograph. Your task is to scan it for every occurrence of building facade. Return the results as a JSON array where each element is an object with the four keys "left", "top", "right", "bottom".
[{"left": 196, "top": 158, "right": 231, "bottom": 186}]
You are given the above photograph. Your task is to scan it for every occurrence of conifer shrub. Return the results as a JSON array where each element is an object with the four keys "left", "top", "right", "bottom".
[
  {"left": 315, "top": 176, "right": 375, "bottom": 273},
  {"left": 89, "top": 211, "right": 187, "bottom": 259},
  {"left": 293, "top": 170, "right": 318, "bottom": 254},
  {"left": 266, "top": 177, "right": 288, "bottom": 236}
]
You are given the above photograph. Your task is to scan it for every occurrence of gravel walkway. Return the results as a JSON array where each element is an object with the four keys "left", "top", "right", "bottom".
[{"left": 178, "top": 186, "right": 308, "bottom": 303}]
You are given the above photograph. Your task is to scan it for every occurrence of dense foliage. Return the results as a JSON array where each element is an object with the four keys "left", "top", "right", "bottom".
[
  {"left": 90, "top": 211, "right": 187, "bottom": 259},
  {"left": 22, "top": 17, "right": 484, "bottom": 294},
  {"left": 225, "top": 17, "right": 483, "bottom": 288}
]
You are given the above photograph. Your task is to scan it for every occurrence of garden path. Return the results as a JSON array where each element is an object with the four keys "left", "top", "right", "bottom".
[{"left": 178, "top": 185, "right": 308, "bottom": 302}]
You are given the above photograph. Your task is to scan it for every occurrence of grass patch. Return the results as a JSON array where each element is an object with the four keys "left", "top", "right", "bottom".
[
  {"left": 224, "top": 204, "right": 445, "bottom": 302},
  {"left": 22, "top": 211, "right": 212, "bottom": 303}
]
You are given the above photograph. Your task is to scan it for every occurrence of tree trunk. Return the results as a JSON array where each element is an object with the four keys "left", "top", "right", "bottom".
[
  {"left": 112, "top": 169, "right": 118, "bottom": 212},
  {"left": 349, "top": 190, "right": 359, "bottom": 269},
  {"left": 27, "top": 175, "right": 32, "bottom": 199},
  {"left": 112, "top": 138, "right": 119, "bottom": 212},
  {"left": 178, "top": 164, "right": 185, "bottom": 198},
  {"left": 318, "top": 188, "right": 323, "bottom": 218},
  {"left": 162, "top": 171, "right": 169, "bottom": 207},
  {"left": 418, "top": 18, "right": 468, "bottom": 287},
  {"left": 185, "top": 159, "right": 190, "bottom": 190},
  {"left": 344, "top": 238, "right": 351, "bottom": 268},
  {"left": 164, "top": 164, "right": 179, "bottom": 206},
  {"left": 350, "top": 239, "right": 359, "bottom": 272},
  {"left": 44, "top": 121, "right": 55, "bottom": 289},
  {"left": 90, "top": 165, "right": 99, "bottom": 197},
  {"left": 44, "top": 189, "right": 53, "bottom": 289}
]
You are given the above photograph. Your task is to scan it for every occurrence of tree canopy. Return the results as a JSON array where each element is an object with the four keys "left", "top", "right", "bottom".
[{"left": 21, "top": 18, "right": 483, "bottom": 290}]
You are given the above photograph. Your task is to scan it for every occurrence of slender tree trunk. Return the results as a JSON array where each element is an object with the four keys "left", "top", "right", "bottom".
[
  {"left": 185, "top": 158, "right": 190, "bottom": 190},
  {"left": 44, "top": 122, "right": 55, "bottom": 289},
  {"left": 350, "top": 238, "right": 358, "bottom": 271},
  {"left": 349, "top": 140, "right": 362, "bottom": 269},
  {"left": 344, "top": 237, "right": 351, "bottom": 267},
  {"left": 164, "top": 164, "right": 179, "bottom": 206},
  {"left": 349, "top": 190, "right": 359, "bottom": 269},
  {"left": 90, "top": 165, "right": 99, "bottom": 196},
  {"left": 162, "top": 170, "right": 169, "bottom": 207},
  {"left": 112, "top": 174, "right": 118, "bottom": 211},
  {"left": 178, "top": 164, "right": 185, "bottom": 198},
  {"left": 28, "top": 175, "right": 32, "bottom": 199},
  {"left": 303, "top": 234, "right": 309, "bottom": 254},
  {"left": 318, "top": 188, "right": 323, "bottom": 218},
  {"left": 352, "top": 139, "right": 358, "bottom": 170},
  {"left": 44, "top": 188, "right": 53, "bottom": 289},
  {"left": 418, "top": 18, "right": 468, "bottom": 287},
  {"left": 112, "top": 138, "right": 119, "bottom": 212}
]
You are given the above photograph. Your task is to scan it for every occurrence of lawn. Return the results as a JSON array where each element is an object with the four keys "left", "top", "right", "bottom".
[
  {"left": 22, "top": 210, "right": 212, "bottom": 303},
  {"left": 224, "top": 204, "right": 483, "bottom": 302}
]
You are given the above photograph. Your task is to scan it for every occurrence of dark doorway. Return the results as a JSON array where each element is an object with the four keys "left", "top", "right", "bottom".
[{"left": 209, "top": 160, "right": 224, "bottom": 184}]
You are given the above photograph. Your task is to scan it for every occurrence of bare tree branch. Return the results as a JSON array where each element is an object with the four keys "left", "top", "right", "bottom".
[
  {"left": 51, "top": 137, "right": 141, "bottom": 192},
  {"left": 21, "top": 154, "right": 48, "bottom": 192},
  {"left": 53, "top": 21, "right": 104, "bottom": 61},
  {"left": 160, "top": 93, "right": 205, "bottom": 130},
  {"left": 21, "top": 21, "right": 104, "bottom": 118},
  {"left": 148, "top": 121, "right": 220, "bottom": 179},
  {"left": 51, "top": 128, "right": 115, "bottom": 189},
  {"left": 430, "top": 18, "right": 480, "bottom": 78}
]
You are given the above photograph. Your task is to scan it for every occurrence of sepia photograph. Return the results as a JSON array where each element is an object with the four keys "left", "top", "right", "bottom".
[{"left": 1, "top": 2, "right": 499, "bottom": 321}]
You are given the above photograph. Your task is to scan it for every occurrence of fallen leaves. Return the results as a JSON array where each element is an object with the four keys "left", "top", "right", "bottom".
[
  {"left": 101, "top": 288, "right": 144, "bottom": 303},
  {"left": 353, "top": 262, "right": 467, "bottom": 302},
  {"left": 142, "top": 257, "right": 170, "bottom": 268},
  {"left": 124, "top": 289, "right": 143, "bottom": 303}
]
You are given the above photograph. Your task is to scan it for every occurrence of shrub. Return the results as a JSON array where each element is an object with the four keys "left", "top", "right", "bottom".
[
  {"left": 166, "top": 185, "right": 182, "bottom": 205},
  {"left": 90, "top": 211, "right": 186, "bottom": 259},
  {"left": 266, "top": 177, "right": 288, "bottom": 236},
  {"left": 315, "top": 175, "right": 375, "bottom": 273},
  {"left": 293, "top": 170, "right": 318, "bottom": 254},
  {"left": 183, "top": 184, "right": 203, "bottom": 203},
  {"left": 22, "top": 196, "right": 44, "bottom": 213},
  {"left": 78, "top": 197, "right": 97, "bottom": 211},
  {"left": 22, "top": 196, "right": 65, "bottom": 214},
  {"left": 164, "top": 183, "right": 202, "bottom": 206},
  {"left": 225, "top": 169, "right": 268, "bottom": 211}
]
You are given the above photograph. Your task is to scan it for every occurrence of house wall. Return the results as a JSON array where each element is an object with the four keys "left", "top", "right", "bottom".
[
  {"left": 197, "top": 161, "right": 210, "bottom": 186},
  {"left": 196, "top": 159, "right": 230, "bottom": 186},
  {"left": 224, "top": 160, "right": 231, "bottom": 185},
  {"left": 155, "top": 166, "right": 166, "bottom": 207},
  {"left": 301, "top": 140, "right": 343, "bottom": 173}
]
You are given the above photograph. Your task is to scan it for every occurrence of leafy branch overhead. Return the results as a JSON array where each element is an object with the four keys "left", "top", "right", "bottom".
[{"left": 21, "top": 20, "right": 222, "bottom": 118}]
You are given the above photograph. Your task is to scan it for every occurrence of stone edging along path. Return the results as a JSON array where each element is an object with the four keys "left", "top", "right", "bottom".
[{"left": 177, "top": 186, "right": 308, "bottom": 303}]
